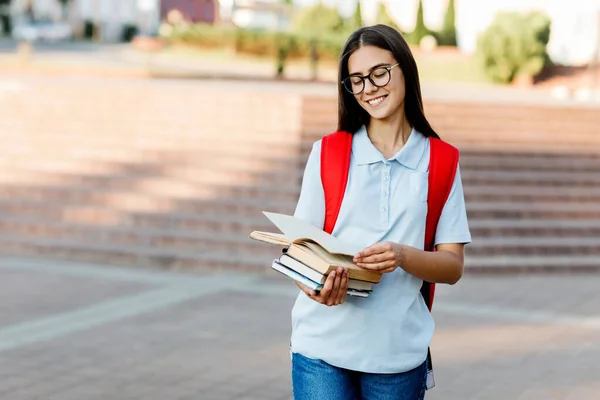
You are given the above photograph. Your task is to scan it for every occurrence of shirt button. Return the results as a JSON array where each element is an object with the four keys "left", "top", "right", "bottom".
[
  {"left": 383, "top": 191, "right": 388, "bottom": 196},
  {"left": 383, "top": 207, "right": 388, "bottom": 212},
  {"left": 384, "top": 176, "right": 389, "bottom": 181}
]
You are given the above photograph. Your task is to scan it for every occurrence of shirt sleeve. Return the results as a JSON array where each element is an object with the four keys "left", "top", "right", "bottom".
[
  {"left": 434, "top": 163, "right": 472, "bottom": 246},
  {"left": 293, "top": 140, "right": 326, "bottom": 230}
]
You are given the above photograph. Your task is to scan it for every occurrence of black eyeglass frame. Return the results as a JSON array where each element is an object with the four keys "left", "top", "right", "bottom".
[{"left": 341, "top": 63, "right": 400, "bottom": 95}]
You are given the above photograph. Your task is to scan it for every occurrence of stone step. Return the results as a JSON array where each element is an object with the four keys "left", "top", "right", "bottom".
[
  {"left": 458, "top": 153, "right": 600, "bottom": 172},
  {"left": 1, "top": 214, "right": 596, "bottom": 260},
  {"left": 0, "top": 198, "right": 296, "bottom": 225},
  {"left": 304, "top": 114, "right": 600, "bottom": 129},
  {"left": 3, "top": 196, "right": 599, "bottom": 225},
  {"left": 0, "top": 168, "right": 304, "bottom": 195},
  {"left": 6, "top": 136, "right": 599, "bottom": 177},
  {"left": 0, "top": 218, "right": 276, "bottom": 257},
  {"left": 3, "top": 212, "right": 598, "bottom": 256},
  {"left": 464, "top": 185, "right": 600, "bottom": 202},
  {"left": 297, "top": 139, "right": 600, "bottom": 158},
  {"left": 467, "top": 237, "right": 600, "bottom": 255},
  {"left": 6, "top": 164, "right": 595, "bottom": 198},
  {"left": 0, "top": 182, "right": 301, "bottom": 205},
  {"left": 468, "top": 219, "right": 600, "bottom": 237},
  {"left": 2, "top": 233, "right": 598, "bottom": 274},
  {"left": 1, "top": 138, "right": 305, "bottom": 166},
  {"left": 461, "top": 170, "right": 600, "bottom": 185},
  {"left": 5, "top": 180, "right": 597, "bottom": 210},
  {"left": 465, "top": 255, "right": 600, "bottom": 272},
  {"left": 301, "top": 127, "right": 600, "bottom": 148},
  {"left": 0, "top": 234, "right": 277, "bottom": 272},
  {"left": 0, "top": 199, "right": 265, "bottom": 228},
  {"left": 467, "top": 202, "right": 600, "bottom": 219}
]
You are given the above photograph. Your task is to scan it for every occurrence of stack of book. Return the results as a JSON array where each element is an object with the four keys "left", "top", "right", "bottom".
[{"left": 250, "top": 212, "right": 382, "bottom": 298}]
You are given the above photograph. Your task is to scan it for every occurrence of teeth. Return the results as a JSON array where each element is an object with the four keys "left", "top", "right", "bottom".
[{"left": 368, "top": 96, "right": 385, "bottom": 106}]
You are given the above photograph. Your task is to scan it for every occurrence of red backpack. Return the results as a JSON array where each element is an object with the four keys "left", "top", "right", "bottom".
[{"left": 320, "top": 130, "right": 459, "bottom": 389}]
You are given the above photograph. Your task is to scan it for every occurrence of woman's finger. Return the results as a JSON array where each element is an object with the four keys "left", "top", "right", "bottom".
[
  {"left": 356, "top": 261, "right": 395, "bottom": 271},
  {"left": 327, "top": 268, "right": 343, "bottom": 306},
  {"left": 335, "top": 269, "right": 349, "bottom": 305},
  {"left": 314, "top": 270, "right": 336, "bottom": 303},
  {"left": 356, "top": 253, "right": 390, "bottom": 264},
  {"left": 354, "top": 243, "right": 392, "bottom": 261}
]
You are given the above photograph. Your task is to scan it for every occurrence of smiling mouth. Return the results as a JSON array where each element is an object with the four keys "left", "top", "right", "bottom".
[{"left": 367, "top": 95, "right": 387, "bottom": 107}]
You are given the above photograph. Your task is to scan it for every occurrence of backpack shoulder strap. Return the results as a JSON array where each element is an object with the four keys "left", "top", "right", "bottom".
[
  {"left": 320, "top": 131, "right": 353, "bottom": 234},
  {"left": 425, "top": 137, "right": 459, "bottom": 251},
  {"left": 422, "top": 137, "right": 459, "bottom": 310},
  {"left": 422, "top": 137, "right": 459, "bottom": 391}
]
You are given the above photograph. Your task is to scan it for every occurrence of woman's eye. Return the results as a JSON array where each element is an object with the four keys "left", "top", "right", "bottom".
[
  {"left": 373, "top": 70, "right": 387, "bottom": 78},
  {"left": 350, "top": 78, "right": 363, "bottom": 85}
]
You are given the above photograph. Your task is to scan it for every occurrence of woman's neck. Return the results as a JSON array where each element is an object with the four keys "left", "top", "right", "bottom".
[{"left": 366, "top": 116, "right": 413, "bottom": 159}]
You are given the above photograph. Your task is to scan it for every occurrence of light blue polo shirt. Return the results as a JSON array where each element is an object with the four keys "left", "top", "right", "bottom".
[{"left": 291, "top": 126, "right": 471, "bottom": 373}]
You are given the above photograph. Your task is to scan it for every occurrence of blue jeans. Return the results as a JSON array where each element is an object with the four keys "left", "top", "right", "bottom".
[{"left": 292, "top": 352, "right": 427, "bottom": 400}]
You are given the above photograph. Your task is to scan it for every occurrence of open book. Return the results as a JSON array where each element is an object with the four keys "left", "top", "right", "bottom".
[{"left": 250, "top": 212, "right": 381, "bottom": 283}]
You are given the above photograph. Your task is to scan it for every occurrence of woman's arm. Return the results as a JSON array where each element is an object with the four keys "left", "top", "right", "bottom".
[
  {"left": 354, "top": 242, "right": 464, "bottom": 284},
  {"left": 401, "top": 243, "right": 464, "bottom": 284},
  {"left": 355, "top": 163, "right": 471, "bottom": 284}
]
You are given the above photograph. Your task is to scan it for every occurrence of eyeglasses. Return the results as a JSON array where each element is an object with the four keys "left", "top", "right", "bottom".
[{"left": 341, "top": 63, "right": 400, "bottom": 95}]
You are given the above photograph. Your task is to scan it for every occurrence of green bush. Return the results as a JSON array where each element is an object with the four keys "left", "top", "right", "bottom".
[
  {"left": 234, "top": 29, "right": 279, "bottom": 56},
  {"left": 169, "top": 23, "right": 236, "bottom": 49},
  {"left": 477, "top": 11, "right": 551, "bottom": 84},
  {"left": 163, "top": 22, "right": 347, "bottom": 75}
]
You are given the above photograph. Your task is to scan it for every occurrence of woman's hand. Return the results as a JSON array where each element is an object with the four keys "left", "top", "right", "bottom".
[
  {"left": 295, "top": 267, "right": 348, "bottom": 306},
  {"left": 354, "top": 241, "right": 404, "bottom": 274}
]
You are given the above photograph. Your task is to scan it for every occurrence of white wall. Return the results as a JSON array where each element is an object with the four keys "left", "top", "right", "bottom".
[
  {"left": 76, "top": 0, "right": 161, "bottom": 39},
  {"left": 12, "top": 0, "right": 61, "bottom": 21},
  {"left": 13, "top": 0, "right": 162, "bottom": 40}
]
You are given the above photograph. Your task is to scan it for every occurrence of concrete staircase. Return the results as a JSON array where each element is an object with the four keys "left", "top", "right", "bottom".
[{"left": 1, "top": 76, "right": 599, "bottom": 273}]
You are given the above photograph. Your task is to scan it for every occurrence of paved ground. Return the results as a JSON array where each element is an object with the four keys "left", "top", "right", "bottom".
[{"left": 0, "top": 256, "right": 598, "bottom": 400}]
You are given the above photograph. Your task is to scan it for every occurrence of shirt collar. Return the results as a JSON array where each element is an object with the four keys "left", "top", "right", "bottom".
[{"left": 353, "top": 125, "right": 427, "bottom": 170}]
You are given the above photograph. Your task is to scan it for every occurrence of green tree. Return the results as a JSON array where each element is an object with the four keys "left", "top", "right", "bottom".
[
  {"left": 352, "top": 1, "right": 363, "bottom": 30},
  {"left": 375, "top": 2, "right": 399, "bottom": 30},
  {"left": 439, "top": 0, "right": 457, "bottom": 46},
  {"left": 408, "top": 0, "right": 430, "bottom": 45},
  {"left": 291, "top": 3, "right": 345, "bottom": 34}
]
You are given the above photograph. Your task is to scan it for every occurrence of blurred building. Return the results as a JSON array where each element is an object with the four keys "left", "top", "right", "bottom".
[
  {"left": 8, "top": 0, "right": 219, "bottom": 41},
  {"left": 160, "top": 0, "right": 219, "bottom": 24}
]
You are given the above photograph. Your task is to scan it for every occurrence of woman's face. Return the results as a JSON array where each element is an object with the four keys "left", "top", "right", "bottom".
[{"left": 346, "top": 45, "right": 405, "bottom": 121}]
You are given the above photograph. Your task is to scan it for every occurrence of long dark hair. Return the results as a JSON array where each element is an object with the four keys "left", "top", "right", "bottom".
[{"left": 337, "top": 24, "right": 439, "bottom": 139}]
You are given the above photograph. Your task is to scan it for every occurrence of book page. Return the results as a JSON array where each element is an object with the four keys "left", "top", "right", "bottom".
[
  {"left": 263, "top": 212, "right": 362, "bottom": 256},
  {"left": 300, "top": 242, "right": 357, "bottom": 269},
  {"left": 249, "top": 231, "right": 291, "bottom": 246}
]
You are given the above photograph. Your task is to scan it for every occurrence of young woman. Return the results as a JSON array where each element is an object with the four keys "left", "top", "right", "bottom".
[{"left": 290, "top": 24, "right": 471, "bottom": 400}]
